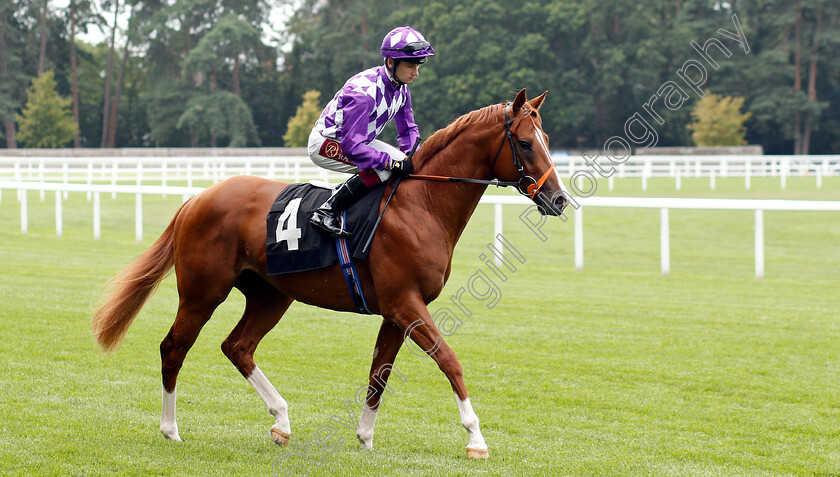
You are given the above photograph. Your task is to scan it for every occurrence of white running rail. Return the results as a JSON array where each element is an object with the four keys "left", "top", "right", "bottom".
[
  {"left": 481, "top": 195, "right": 840, "bottom": 279},
  {"left": 3, "top": 180, "right": 839, "bottom": 279}
]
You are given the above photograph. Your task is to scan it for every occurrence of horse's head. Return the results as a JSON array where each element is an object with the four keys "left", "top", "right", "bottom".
[{"left": 491, "top": 89, "right": 568, "bottom": 216}]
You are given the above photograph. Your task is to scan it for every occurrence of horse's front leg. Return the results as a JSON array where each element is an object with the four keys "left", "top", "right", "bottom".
[
  {"left": 387, "top": 299, "right": 489, "bottom": 459},
  {"left": 356, "top": 319, "right": 405, "bottom": 449}
]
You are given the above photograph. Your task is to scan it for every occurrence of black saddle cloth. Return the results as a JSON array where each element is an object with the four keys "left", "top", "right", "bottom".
[{"left": 265, "top": 182, "right": 385, "bottom": 275}]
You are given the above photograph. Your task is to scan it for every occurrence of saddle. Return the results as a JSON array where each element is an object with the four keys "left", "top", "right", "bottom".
[{"left": 265, "top": 182, "right": 385, "bottom": 275}]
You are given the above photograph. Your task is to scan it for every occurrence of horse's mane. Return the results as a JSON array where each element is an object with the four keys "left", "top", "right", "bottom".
[{"left": 414, "top": 103, "right": 505, "bottom": 164}]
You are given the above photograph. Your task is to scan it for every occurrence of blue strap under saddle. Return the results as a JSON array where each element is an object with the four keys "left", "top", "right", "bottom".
[{"left": 335, "top": 212, "right": 373, "bottom": 315}]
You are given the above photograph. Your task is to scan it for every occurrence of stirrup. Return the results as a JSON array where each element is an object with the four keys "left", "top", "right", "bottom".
[{"left": 310, "top": 210, "right": 351, "bottom": 238}]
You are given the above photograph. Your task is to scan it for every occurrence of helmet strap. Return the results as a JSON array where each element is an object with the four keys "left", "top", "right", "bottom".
[{"left": 386, "top": 58, "right": 405, "bottom": 86}]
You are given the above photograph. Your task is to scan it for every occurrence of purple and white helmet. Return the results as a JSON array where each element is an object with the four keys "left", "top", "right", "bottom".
[{"left": 380, "top": 26, "right": 435, "bottom": 63}]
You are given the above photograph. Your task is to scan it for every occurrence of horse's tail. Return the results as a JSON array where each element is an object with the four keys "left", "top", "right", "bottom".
[{"left": 92, "top": 200, "right": 189, "bottom": 353}]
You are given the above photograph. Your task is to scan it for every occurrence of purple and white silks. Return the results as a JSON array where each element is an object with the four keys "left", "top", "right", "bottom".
[{"left": 313, "top": 65, "right": 420, "bottom": 171}]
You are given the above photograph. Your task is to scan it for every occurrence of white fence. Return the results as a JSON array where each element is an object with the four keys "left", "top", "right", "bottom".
[
  {"left": 0, "top": 180, "right": 203, "bottom": 243},
  {"left": 480, "top": 195, "right": 840, "bottom": 279},
  {"left": 2, "top": 154, "right": 838, "bottom": 195},
  {"left": 480, "top": 195, "right": 840, "bottom": 278},
  {"left": 3, "top": 180, "right": 839, "bottom": 279},
  {"left": 552, "top": 154, "right": 840, "bottom": 191},
  {"left": 0, "top": 154, "right": 342, "bottom": 191},
  {"left": 553, "top": 154, "right": 840, "bottom": 178}
]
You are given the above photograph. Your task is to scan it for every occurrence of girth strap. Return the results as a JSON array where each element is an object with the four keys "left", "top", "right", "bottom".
[{"left": 335, "top": 212, "right": 373, "bottom": 315}]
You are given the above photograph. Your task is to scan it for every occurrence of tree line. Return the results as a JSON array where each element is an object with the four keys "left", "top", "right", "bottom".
[{"left": 1, "top": 0, "right": 838, "bottom": 154}]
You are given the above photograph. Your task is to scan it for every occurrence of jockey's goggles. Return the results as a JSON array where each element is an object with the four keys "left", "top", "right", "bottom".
[{"left": 382, "top": 41, "right": 432, "bottom": 55}]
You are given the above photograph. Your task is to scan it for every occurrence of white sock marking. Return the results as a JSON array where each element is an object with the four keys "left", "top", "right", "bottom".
[
  {"left": 246, "top": 366, "right": 291, "bottom": 434},
  {"left": 356, "top": 404, "right": 377, "bottom": 449},
  {"left": 160, "top": 388, "right": 181, "bottom": 441},
  {"left": 455, "top": 395, "right": 487, "bottom": 451}
]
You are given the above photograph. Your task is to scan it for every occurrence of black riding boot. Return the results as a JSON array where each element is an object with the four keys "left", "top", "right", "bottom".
[{"left": 309, "top": 174, "right": 371, "bottom": 238}]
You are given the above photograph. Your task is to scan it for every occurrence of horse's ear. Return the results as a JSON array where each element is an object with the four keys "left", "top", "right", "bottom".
[
  {"left": 511, "top": 88, "right": 528, "bottom": 114},
  {"left": 529, "top": 91, "right": 548, "bottom": 110}
]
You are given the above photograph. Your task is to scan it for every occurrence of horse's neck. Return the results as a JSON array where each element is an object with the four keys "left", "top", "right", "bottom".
[{"left": 409, "top": 124, "right": 498, "bottom": 245}]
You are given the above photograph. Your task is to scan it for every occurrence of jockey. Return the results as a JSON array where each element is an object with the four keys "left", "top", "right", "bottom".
[{"left": 307, "top": 26, "right": 435, "bottom": 238}]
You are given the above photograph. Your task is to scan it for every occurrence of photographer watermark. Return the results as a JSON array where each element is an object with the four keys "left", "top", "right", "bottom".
[
  {"left": 579, "top": 13, "right": 749, "bottom": 183},
  {"left": 270, "top": 13, "right": 751, "bottom": 475}
]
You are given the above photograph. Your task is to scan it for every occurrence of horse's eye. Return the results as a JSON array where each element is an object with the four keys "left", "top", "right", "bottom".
[{"left": 518, "top": 140, "right": 531, "bottom": 151}]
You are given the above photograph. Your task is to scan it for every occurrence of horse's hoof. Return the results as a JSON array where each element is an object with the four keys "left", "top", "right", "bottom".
[
  {"left": 270, "top": 427, "right": 291, "bottom": 446},
  {"left": 161, "top": 427, "right": 182, "bottom": 442},
  {"left": 356, "top": 431, "right": 373, "bottom": 450},
  {"left": 466, "top": 447, "right": 489, "bottom": 459}
]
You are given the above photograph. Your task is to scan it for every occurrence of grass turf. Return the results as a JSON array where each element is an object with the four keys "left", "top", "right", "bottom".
[{"left": 0, "top": 176, "right": 838, "bottom": 476}]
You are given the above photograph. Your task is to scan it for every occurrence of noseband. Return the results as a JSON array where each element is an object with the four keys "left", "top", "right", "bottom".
[{"left": 410, "top": 102, "right": 554, "bottom": 200}]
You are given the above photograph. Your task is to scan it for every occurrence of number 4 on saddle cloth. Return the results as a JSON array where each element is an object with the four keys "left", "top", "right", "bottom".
[{"left": 265, "top": 182, "right": 387, "bottom": 313}]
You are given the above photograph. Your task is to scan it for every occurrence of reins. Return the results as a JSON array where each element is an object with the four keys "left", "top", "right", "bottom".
[
  {"left": 362, "top": 100, "right": 555, "bottom": 252},
  {"left": 404, "top": 174, "right": 519, "bottom": 189}
]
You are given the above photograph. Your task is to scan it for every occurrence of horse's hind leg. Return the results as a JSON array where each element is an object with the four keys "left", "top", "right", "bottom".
[
  {"left": 159, "top": 266, "right": 235, "bottom": 441},
  {"left": 222, "top": 271, "right": 294, "bottom": 446},
  {"left": 159, "top": 298, "right": 225, "bottom": 441}
]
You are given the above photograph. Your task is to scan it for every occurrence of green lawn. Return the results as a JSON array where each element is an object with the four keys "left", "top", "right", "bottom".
[{"left": 0, "top": 176, "right": 838, "bottom": 476}]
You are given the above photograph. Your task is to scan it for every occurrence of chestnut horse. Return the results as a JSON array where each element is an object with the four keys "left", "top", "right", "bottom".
[{"left": 92, "top": 89, "right": 567, "bottom": 459}]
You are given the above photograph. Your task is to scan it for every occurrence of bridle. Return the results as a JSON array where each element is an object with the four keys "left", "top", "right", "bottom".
[
  {"left": 409, "top": 102, "right": 554, "bottom": 200},
  {"left": 490, "top": 102, "right": 554, "bottom": 199}
]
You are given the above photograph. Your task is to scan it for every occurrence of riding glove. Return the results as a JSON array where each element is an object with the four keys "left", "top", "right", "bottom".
[{"left": 390, "top": 157, "right": 414, "bottom": 176}]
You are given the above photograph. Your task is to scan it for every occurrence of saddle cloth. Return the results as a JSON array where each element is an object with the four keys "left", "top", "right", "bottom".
[{"left": 266, "top": 182, "right": 385, "bottom": 275}]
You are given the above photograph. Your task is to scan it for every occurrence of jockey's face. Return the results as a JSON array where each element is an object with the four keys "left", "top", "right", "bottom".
[{"left": 388, "top": 59, "right": 421, "bottom": 85}]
